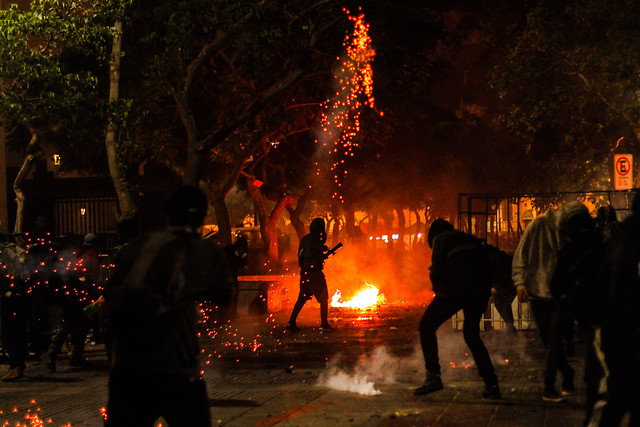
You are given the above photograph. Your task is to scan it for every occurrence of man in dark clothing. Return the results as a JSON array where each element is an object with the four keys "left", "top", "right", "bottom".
[
  {"left": 589, "top": 193, "right": 640, "bottom": 426},
  {"left": 104, "top": 186, "right": 234, "bottom": 427},
  {"left": 415, "top": 219, "right": 500, "bottom": 399},
  {"left": 286, "top": 218, "right": 332, "bottom": 332},
  {"left": 485, "top": 243, "right": 517, "bottom": 334}
]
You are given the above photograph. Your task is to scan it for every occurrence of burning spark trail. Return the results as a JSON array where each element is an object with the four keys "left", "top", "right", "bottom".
[{"left": 314, "top": 8, "right": 377, "bottom": 202}]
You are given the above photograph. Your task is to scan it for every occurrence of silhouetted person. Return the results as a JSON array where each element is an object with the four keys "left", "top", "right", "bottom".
[
  {"left": 286, "top": 218, "right": 332, "bottom": 332},
  {"left": 221, "top": 234, "right": 248, "bottom": 321},
  {"left": 0, "top": 234, "right": 29, "bottom": 381},
  {"left": 104, "top": 186, "right": 234, "bottom": 426},
  {"left": 415, "top": 219, "right": 500, "bottom": 399},
  {"left": 550, "top": 202, "right": 602, "bottom": 425},
  {"left": 590, "top": 192, "right": 640, "bottom": 426},
  {"left": 513, "top": 206, "right": 575, "bottom": 402},
  {"left": 484, "top": 243, "right": 517, "bottom": 334}
]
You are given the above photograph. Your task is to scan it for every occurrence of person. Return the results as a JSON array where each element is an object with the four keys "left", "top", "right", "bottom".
[
  {"left": 550, "top": 202, "right": 603, "bottom": 425},
  {"left": 1, "top": 234, "right": 29, "bottom": 381},
  {"left": 46, "top": 234, "right": 96, "bottom": 372},
  {"left": 286, "top": 218, "right": 332, "bottom": 332},
  {"left": 512, "top": 207, "right": 574, "bottom": 402},
  {"left": 484, "top": 242, "right": 517, "bottom": 335},
  {"left": 103, "top": 186, "right": 234, "bottom": 427},
  {"left": 589, "top": 192, "right": 640, "bottom": 426},
  {"left": 414, "top": 219, "right": 500, "bottom": 399},
  {"left": 221, "top": 233, "right": 248, "bottom": 321}
]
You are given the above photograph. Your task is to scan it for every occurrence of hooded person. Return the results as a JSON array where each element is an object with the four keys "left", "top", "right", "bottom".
[
  {"left": 590, "top": 190, "right": 640, "bottom": 426},
  {"left": 512, "top": 206, "right": 575, "bottom": 402},
  {"left": 286, "top": 218, "right": 332, "bottom": 332},
  {"left": 414, "top": 219, "right": 500, "bottom": 399},
  {"left": 103, "top": 186, "right": 234, "bottom": 427}
]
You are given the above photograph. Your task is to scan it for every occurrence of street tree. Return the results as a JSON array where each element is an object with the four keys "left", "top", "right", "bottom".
[
  {"left": 489, "top": 0, "right": 640, "bottom": 190},
  {"left": 0, "top": 0, "right": 124, "bottom": 232}
]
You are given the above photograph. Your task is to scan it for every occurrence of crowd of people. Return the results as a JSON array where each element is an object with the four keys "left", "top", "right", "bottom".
[
  {"left": 0, "top": 229, "right": 103, "bottom": 381},
  {"left": 1, "top": 187, "right": 638, "bottom": 426},
  {"left": 416, "top": 193, "right": 640, "bottom": 427}
]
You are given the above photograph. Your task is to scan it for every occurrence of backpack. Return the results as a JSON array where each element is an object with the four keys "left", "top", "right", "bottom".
[{"left": 107, "top": 233, "right": 186, "bottom": 348}]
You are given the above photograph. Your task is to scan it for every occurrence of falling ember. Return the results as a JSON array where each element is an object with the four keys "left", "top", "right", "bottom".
[
  {"left": 313, "top": 7, "right": 377, "bottom": 202},
  {"left": 331, "top": 283, "right": 386, "bottom": 309}
]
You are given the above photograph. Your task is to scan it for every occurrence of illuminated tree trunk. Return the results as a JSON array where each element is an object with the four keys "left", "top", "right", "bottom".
[
  {"left": 105, "top": 19, "right": 137, "bottom": 218},
  {"left": 13, "top": 132, "right": 42, "bottom": 233},
  {"left": 211, "top": 192, "right": 232, "bottom": 247},
  {"left": 246, "top": 179, "right": 293, "bottom": 262},
  {"left": 396, "top": 207, "right": 406, "bottom": 251},
  {"left": 286, "top": 190, "right": 309, "bottom": 240}
]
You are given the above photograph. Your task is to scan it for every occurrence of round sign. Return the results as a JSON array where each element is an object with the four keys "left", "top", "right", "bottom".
[{"left": 615, "top": 156, "right": 631, "bottom": 176}]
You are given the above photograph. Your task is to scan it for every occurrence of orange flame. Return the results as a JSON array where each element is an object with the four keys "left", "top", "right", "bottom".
[{"left": 331, "top": 282, "right": 386, "bottom": 309}]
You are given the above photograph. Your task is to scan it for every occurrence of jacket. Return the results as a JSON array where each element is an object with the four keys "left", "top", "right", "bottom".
[{"left": 512, "top": 210, "right": 559, "bottom": 299}]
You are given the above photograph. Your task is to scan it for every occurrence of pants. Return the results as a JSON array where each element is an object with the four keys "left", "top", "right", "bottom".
[
  {"left": 288, "top": 271, "right": 329, "bottom": 325},
  {"left": 106, "top": 369, "right": 211, "bottom": 427},
  {"left": 493, "top": 286, "right": 516, "bottom": 329},
  {"left": 1, "top": 294, "right": 29, "bottom": 369},
  {"left": 589, "top": 326, "right": 640, "bottom": 426},
  {"left": 419, "top": 293, "right": 498, "bottom": 386},
  {"left": 529, "top": 298, "right": 574, "bottom": 392},
  {"left": 49, "top": 302, "right": 90, "bottom": 362}
]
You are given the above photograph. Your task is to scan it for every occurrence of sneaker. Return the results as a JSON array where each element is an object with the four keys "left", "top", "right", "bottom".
[
  {"left": 319, "top": 323, "right": 333, "bottom": 331},
  {"left": 561, "top": 371, "right": 574, "bottom": 396},
  {"left": 286, "top": 323, "right": 300, "bottom": 333},
  {"left": 542, "top": 389, "right": 566, "bottom": 402},
  {"left": 414, "top": 375, "right": 443, "bottom": 395},
  {"left": 482, "top": 384, "right": 501, "bottom": 399},
  {"left": 1, "top": 365, "right": 25, "bottom": 382}
]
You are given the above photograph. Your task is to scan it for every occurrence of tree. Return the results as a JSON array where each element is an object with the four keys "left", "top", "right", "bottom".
[
  {"left": 0, "top": 0, "right": 120, "bottom": 231},
  {"left": 489, "top": 0, "right": 640, "bottom": 190}
]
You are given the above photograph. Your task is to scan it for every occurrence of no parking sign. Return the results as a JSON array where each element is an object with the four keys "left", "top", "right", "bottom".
[{"left": 614, "top": 154, "right": 633, "bottom": 190}]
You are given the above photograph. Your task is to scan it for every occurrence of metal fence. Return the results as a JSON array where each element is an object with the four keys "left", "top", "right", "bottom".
[{"left": 54, "top": 197, "right": 118, "bottom": 237}]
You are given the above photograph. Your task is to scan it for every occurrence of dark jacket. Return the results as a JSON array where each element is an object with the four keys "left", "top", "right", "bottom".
[
  {"left": 105, "top": 227, "right": 234, "bottom": 379},
  {"left": 298, "top": 233, "right": 328, "bottom": 273},
  {"left": 430, "top": 230, "right": 492, "bottom": 297}
]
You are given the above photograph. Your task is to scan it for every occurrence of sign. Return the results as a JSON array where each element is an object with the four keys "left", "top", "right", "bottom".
[{"left": 614, "top": 154, "right": 633, "bottom": 190}]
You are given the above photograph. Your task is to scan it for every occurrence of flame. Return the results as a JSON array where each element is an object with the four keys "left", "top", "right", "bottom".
[{"left": 331, "top": 282, "right": 386, "bottom": 309}]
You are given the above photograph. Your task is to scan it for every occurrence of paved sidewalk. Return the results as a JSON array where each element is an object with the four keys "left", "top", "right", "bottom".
[{"left": 0, "top": 305, "right": 588, "bottom": 426}]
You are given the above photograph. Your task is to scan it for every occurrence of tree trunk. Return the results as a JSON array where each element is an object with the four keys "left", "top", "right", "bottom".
[
  {"left": 286, "top": 190, "right": 309, "bottom": 240},
  {"left": 105, "top": 19, "right": 137, "bottom": 218},
  {"left": 212, "top": 192, "right": 232, "bottom": 247},
  {"left": 13, "top": 132, "right": 42, "bottom": 233},
  {"left": 396, "top": 207, "right": 406, "bottom": 251}
]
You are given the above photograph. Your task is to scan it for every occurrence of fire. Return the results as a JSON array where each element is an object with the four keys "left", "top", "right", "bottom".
[{"left": 331, "top": 282, "right": 385, "bottom": 309}]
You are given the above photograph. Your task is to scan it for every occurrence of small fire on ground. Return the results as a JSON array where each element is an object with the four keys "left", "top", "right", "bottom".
[{"left": 331, "top": 282, "right": 386, "bottom": 309}]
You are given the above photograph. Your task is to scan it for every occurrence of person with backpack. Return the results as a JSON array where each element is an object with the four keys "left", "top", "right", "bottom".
[
  {"left": 414, "top": 219, "right": 501, "bottom": 399},
  {"left": 103, "top": 186, "right": 234, "bottom": 427}
]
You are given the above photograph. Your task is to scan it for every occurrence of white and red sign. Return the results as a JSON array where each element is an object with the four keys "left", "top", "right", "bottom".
[{"left": 614, "top": 154, "right": 633, "bottom": 190}]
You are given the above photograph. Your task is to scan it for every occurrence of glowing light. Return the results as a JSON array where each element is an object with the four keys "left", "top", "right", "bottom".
[
  {"left": 331, "top": 282, "right": 386, "bottom": 309},
  {"left": 313, "top": 8, "right": 377, "bottom": 202}
]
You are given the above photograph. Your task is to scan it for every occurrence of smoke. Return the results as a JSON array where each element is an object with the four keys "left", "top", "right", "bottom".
[{"left": 317, "top": 345, "right": 423, "bottom": 395}]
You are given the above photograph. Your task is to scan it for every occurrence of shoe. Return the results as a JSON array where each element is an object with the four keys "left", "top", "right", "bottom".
[
  {"left": 286, "top": 323, "right": 300, "bottom": 333},
  {"left": 414, "top": 374, "right": 443, "bottom": 395},
  {"left": 319, "top": 323, "right": 333, "bottom": 331},
  {"left": 561, "top": 371, "right": 574, "bottom": 396},
  {"left": 542, "top": 389, "right": 566, "bottom": 402},
  {"left": 482, "top": 384, "right": 501, "bottom": 399},
  {"left": 2, "top": 365, "right": 25, "bottom": 382}
]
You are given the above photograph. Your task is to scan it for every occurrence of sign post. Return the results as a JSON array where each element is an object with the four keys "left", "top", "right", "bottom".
[{"left": 614, "top": 154, "right": 633, "bottom": 190}]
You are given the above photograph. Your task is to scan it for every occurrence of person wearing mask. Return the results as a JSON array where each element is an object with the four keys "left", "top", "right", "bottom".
[
  {"left": 286, "top": 218, "right": 333, "bottom": 332},
  {"left": 414, "top": 219, "right": 500, "bottom": 399},
  {"left": 103, "top": 186, "right": 234, "bottom": 426},
  {"left": 512, "top": 207, "right": 575, "bottom": 402}
]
